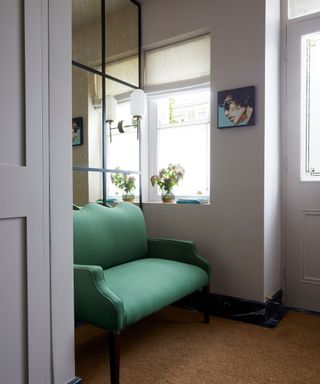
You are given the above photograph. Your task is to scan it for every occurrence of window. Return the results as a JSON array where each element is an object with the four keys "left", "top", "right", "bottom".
[
  {"left": 148, "top": 89, "right": 210, "bottom": 199},
  {"left": 145, "top": 34, "right": 211, "bottom": 201},
  {"left": 301, "top": 32, "right": 320, "bottom": 178},
  {"left": 289, "top": 0, "right": 320, "bottom": 19}
]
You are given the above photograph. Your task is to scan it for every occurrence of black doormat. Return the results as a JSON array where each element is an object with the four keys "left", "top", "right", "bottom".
[{"left": 176, "top": 289, "right": 287, "bottom": 328}]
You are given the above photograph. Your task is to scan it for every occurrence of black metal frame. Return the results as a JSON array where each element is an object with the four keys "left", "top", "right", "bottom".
[{"left": 72, "top": 0, "right": 142, "bottom": 208}]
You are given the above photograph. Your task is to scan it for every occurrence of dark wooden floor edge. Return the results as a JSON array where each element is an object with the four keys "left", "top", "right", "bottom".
[{"left": 176, "top": 289, "right": 287, "bottom": 328}]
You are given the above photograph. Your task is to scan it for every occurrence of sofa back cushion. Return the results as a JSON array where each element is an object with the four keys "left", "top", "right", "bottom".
[{"left": 73, "top": 202, "right": 148, "bottom": 269}]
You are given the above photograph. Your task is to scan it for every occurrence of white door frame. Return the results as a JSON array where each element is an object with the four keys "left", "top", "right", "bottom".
[
  {"left": 48, "top": 0, "right": 76, "bottom": 383},
  {"left": 1, "top": 0, "right": 75, "bottom": 383},
  {"left": 282, "top": 2, "right": 320, "bottom": 311}
]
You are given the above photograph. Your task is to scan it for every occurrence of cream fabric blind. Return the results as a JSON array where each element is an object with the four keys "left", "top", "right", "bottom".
[
  {"left": 94, "top": 55, "right": 138, "bottom": 107},
  {"left": 145, "top": 34, "right": 210, "bottom": 91}
]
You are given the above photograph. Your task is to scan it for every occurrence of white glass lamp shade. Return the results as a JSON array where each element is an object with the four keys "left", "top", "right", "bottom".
[
  {"left": 130, "top": 89, "right": 146, "bottom": 117},
  {"left": 106, "top": 95, "right": 117, "bottom": 122}
]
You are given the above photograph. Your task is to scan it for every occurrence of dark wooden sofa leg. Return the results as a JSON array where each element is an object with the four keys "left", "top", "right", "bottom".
[
  {"left": 108, "top": 332, "right": 120, "bottom": 384},
  {"left": 202, "top": 285, "right": 210, "bottom": 324}
]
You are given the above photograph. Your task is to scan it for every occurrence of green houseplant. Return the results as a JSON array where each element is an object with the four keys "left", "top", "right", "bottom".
[
  {"left": 111, "top": 169, "right": 136, "bottom": 202},
  {"left": 151, "top": 163, "right": 185, "bottom": 203}
]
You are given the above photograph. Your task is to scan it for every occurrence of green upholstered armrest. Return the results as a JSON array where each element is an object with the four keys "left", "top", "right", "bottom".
[
  {"left": 74, "top": 264, "right": 125, "bottom": 332},
  {"left": 147, "top": 238, "right": 210, "bottom": 276}
]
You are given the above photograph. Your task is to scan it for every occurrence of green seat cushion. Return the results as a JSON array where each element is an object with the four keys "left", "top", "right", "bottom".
[{"left": 104, "top": 258, "right": 208, "bottom": 327}]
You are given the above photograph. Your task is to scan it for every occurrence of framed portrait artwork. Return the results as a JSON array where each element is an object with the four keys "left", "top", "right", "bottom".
[
  {"left": 217, "top": 86, "right": 255, "bottom": 129},
  {"left": 72, "top": 117, "right": 83, "bottom": 146}
]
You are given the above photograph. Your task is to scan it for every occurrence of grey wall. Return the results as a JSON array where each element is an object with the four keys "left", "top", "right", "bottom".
[{"left": 141, "top": 0, "right": 281, "bottom": 301}]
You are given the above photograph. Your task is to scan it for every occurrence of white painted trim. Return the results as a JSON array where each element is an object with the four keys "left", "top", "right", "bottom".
[
  {"left": 48, "top": 1, "right": 75, "bottom": 383},
  {"left": 288, "top": 10, "right": 320, "bottom": 24},
  {"left": 24, "top": 0, "right": 52, "bottom": 381},
  {"left": 281, "top": 0, "right": 289, "bottom": 305},
  {"left": 145, "top": 80, "right": 210, "bottom": 96},
  {"left": 299, "top": 210, "right": 320, "bottom": 285},
  {"left": 147, "top": 100, "right": 159, "bottom": 202},
  {"left": 141, "top": 28, "right": 211, "bottom": 52}
]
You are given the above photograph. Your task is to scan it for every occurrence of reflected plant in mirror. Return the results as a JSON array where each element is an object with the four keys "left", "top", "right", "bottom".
[{"left": 111, "top": 168, "right": 136, "bottom": 202}]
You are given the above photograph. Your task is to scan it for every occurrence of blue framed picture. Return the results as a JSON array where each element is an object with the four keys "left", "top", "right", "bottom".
[
  {"left": 72, "top": 117, "right": 83, "bottom": 146},
  {"left": 217, "top": 86, "right": 255, "bottom": 129}
]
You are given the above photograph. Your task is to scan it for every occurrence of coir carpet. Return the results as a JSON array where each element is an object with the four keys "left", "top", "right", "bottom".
[{"left": 75, "top": 306, "right": 320, "bottom": 384}]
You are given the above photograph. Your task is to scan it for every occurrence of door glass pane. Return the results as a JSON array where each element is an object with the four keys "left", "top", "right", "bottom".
[
  {"left": 289, "top": 0, "right": 320, "bottom": 19},
  {"left": 105, "top": 0, "right": 139, "bottom": 86},
  {"left": 72, "top": 0, "right": 101, "bottom": 68},
  {"left": 301, "top": 32, "right": 320, "bottom": 178},
  {"left": 72, "top": 66, "right": 102, "bottom": 169}
]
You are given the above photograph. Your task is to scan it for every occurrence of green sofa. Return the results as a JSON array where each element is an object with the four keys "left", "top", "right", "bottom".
[{"left": 73, "top": 202, "right": 210, "bottom": 384}]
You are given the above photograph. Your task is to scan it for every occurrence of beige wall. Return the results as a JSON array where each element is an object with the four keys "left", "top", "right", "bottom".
[{"left": 141, "top": 0, "right": 281, "bottom": 301}]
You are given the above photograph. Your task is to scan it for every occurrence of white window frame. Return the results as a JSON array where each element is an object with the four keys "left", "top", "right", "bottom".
[{"left": 147, "top": 85, "right": 210, "bottom": 202}]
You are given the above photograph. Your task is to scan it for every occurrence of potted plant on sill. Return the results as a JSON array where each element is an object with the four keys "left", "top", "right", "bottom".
[
  {"left": 151, "top": 163, "right": 185, "bottom": 203},
  {"left": 111, "top": 169, "right": 136, "bottom": 203}
]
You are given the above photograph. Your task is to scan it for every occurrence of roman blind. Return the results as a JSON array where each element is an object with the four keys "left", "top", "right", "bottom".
[{"left": 145, "top": 34, "right": 210, "bottom": 92}]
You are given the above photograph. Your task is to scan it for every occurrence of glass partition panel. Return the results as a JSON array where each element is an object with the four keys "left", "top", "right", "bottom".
[
  {"left": 72, "top": 0, "right": 101, "bottom": 68},
  {"left": 105, "top": 0, "right": 139, "bottom": 86},
  {"left": 72, "top": 66, "right": 103, "bottom": 169}
]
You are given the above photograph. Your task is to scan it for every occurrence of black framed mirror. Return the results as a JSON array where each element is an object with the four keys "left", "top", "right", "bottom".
[{"left": 72, "top": 0, "right": 141, "bottom": 206}]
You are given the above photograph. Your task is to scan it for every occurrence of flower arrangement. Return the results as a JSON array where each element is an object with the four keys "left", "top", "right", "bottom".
[
  {"left": 111, "top": 168, "right": 136, "bottom": 202},
  {"left": 151, "top": 163, "right": 185, "bottom": 203}
]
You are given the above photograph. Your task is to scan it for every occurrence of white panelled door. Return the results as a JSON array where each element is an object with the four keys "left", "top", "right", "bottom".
[
  {"left": 0, "top": 1, "right": 51, "bottom": 383},
  {"left": 286, "top": 16, "right": 320, "bottom": 311}
]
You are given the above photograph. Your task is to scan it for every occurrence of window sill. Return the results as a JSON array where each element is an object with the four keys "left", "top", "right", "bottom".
[{"left": 142, "top": 201, "right": 210, "bottom": 206}]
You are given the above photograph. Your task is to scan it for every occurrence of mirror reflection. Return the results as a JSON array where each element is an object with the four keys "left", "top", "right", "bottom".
[
  {"left": 72, "top": 66, "right": 102, "bottom": 170},
  {"left": 106, "top": 0, "right": 139, "bottom": 86},
  {"left": 72, "top": 0, "right": 101, "bottom": 68},
  {"left": 73, "top": 170, "right": 103, "bottom": 207},
  {"left": 72, "top": 0, "right": 140, "bottom": 206}
]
